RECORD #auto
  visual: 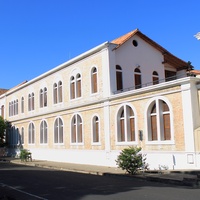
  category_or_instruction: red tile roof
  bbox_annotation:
[192,70,200,75]
[0,89,8,95]
[111,29,138,47]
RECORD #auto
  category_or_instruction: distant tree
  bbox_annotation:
[186,61,195,77]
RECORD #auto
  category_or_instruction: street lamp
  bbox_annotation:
[194,32,200,40]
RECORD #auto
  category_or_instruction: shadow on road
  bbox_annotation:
[0,162,199,200]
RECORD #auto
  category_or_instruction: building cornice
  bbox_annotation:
[3,42,110,96]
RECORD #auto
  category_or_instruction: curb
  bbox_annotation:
[10,160,200,188]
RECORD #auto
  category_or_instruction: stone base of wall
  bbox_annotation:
[26,148,200,170]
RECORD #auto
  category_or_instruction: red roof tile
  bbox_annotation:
[0,89,8,95]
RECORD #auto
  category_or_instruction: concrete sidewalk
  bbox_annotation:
[5,158,200,188]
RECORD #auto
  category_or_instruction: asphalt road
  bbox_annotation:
[0,162,200,200]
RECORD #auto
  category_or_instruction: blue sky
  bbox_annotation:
[0,0,199,89]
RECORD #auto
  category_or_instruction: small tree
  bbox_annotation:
[0,117,11,147]
[116,146,148,175]
[0,116,6,147]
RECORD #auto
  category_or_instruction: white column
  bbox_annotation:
[181,80,199,152]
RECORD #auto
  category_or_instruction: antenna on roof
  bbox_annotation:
[194,32,200,40]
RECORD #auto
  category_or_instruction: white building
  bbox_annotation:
[1,29,200,170]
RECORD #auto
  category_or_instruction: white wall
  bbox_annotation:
[113,35,165,91]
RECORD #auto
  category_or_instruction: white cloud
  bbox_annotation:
[194,32,200,40]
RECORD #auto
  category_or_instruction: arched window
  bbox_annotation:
[92,116,99,143]
[21,127,24,144]
[70,74,82,99]
[148,99,171,141]
[71,114,83,143]
[21,97,24,113]
[44,87,47,106]
[58,81,62,103]
[70,76,75,99]
[16,128,19,145]
[54,118,63,143]
[152,71,159,85]
[91,67,98,93]
[1,105,4,118]
[53,83,58,104]
[117,105,136,142]
[40,87,47,107]
[16,100,18,115]
[134,68,141,89]
[76,74,81,98]
[40,89,43,108]
[28,123,35,144]
[28,93,34,111]
[14,100,16,115]
[40,120,48,144]
[32,93,34,110]
[28,94,31,111]
[116,65,123,91]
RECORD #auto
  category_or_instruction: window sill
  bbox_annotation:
[70,143,84,146]
[91,142,101,146]
[145,140,175,145]
[116,141,138,145]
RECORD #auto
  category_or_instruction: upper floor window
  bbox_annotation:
[91,67,98,93]
[165,70,176,82]
[53,81,62,104]
[40,120,48,144]
[134,68,141,89]
[116,65,123,91]
[54,117,63,144]
[92,116,100,143]
[70,73,82,99]
[28,122,35,144]
[117,105,136,142]
[1,105,4,118]
[147,99,171,141]
[28,93,34,111]
[152,71,159,85]
[71,114,83,143]
[21,97,24,113]
[40,87,47,107]
[9,99,18,116]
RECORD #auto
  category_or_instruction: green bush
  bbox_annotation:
[116,146,148,174]
[20,149,32,161]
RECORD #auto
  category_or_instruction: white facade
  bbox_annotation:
[1,29,200,170]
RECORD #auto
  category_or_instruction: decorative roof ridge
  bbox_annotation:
[111,28,139,49]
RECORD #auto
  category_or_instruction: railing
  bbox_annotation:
[113,73,196,94]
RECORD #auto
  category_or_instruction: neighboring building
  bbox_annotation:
[0,88,8,118]
[0,29,200,170]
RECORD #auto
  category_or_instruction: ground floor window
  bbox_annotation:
[71,114,83,143]
[40,120,48,144]
[117,105,136,142]
[28,123,35,144]
[147,99,171,141]
[54,118,63,143]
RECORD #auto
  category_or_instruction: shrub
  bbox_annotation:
[20,149,32,161]
[116,146,148,174]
